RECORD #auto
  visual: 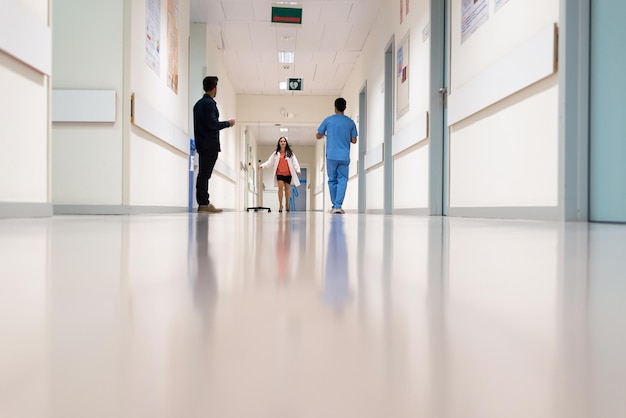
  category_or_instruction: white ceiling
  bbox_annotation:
[190,0,382,146]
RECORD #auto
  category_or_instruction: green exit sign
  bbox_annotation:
[271,6,302,24]
[288,78,302,91]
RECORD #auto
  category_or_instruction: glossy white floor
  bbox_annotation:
[1,211,625,418]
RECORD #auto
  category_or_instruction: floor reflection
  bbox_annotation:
[276,215,291,284]
[191,215,217,323]
[324,216,350,311]
[0,213,625,417]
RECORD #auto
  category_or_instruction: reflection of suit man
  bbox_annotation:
[193,216,217,317]
[324,216,350,310]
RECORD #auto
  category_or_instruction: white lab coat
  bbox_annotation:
[260,151,301,186]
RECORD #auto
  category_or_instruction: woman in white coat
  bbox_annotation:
[259,137,301,212]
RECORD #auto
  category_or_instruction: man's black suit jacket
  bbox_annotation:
[193,94,231,153]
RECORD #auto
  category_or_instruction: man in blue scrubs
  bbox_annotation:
[316,98,358,214]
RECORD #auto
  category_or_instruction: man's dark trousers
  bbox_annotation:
[196,150,219,206]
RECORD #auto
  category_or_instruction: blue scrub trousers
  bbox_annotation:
[326,159,349,209]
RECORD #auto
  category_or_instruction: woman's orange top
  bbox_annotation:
[277,152,290,175]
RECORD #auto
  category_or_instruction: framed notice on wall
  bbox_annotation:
[461,0,489,43]
[145,0,161,75]
[396,33,410,118]
[167,0,179,94]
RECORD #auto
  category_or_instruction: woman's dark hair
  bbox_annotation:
[275,136,293,158]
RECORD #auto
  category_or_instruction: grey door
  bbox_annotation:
[589,0,626,222]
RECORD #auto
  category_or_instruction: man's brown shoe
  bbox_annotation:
[198,204,223,213]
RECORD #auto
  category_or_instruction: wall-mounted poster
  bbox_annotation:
[461,0,489,43]
[167,0,178,94]
[396,33,410,118]
[145,0,161,75]
[399,0,409,24]
[167,0,179,94]
[495,0,511,12]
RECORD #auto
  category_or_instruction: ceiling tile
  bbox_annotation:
[293,63,316,82]
[294,51,313,64]
[249,22,277,51]
[313,62,338,83]
[345,23,372,50]
[222,22,253,50]
[319,2,353,23]
[335,50,360,64]
[191,0,223,23]
[320,23,352,51]
[222,1,255,21]
[252,0,274,21]
[335,62,356,83]
[295,24,325,50]
[312,51,337,64]
[348,0,380,23]
[276,27,297,51]
[206,23,226,50]
[301,2,322,24]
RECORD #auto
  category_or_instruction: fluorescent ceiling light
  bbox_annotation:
[278,51,294,63]
[280,128,289,132]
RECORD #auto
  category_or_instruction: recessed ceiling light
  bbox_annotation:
[278,51,294,64]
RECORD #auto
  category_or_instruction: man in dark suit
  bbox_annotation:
[193,76,235,213]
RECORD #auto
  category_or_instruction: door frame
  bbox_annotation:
[429,0,449,216]
[384,37,395,215]
[358,83,367,214]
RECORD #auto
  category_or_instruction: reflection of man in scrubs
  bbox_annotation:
[324,216,350,311]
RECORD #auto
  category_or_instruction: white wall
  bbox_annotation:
[129,0,190,208]
[448,0,560,211]
[392,0,431,211]
[450,77,559,207]
[51,0,192,212]
[0,0,51,217]
[52,0,125,206]
[394,144,429,209]
[0,53,49,203]
[237,95,334,125]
